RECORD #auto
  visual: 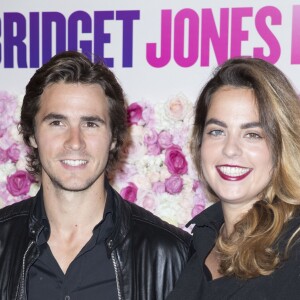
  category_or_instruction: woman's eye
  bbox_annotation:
[245,132,262,139]
[208,129,224,136]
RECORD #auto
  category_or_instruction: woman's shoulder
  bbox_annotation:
[278,212,300,254]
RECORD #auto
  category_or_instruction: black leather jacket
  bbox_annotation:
[0,186,191,300]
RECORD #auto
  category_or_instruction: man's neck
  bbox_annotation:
[41,181,107,274]
[42,182,107,234]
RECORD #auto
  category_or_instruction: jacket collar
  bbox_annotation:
[187,201,224,254]
[106,185,131,250]
[187,201,224,231]
[28,189,44,241]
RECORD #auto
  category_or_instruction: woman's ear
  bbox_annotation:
[29,136,38,148]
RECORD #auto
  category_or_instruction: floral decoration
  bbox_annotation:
[0,91,39,207]
[0,90,209,229]
[109,93,210,228]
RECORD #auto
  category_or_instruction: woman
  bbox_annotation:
[167,57,300,299]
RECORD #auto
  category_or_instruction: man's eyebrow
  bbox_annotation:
[42,114,105,124]
[42,113,66,122]
[81,116,105,123]
[205,118,227,128]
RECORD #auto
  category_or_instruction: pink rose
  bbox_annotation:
[143,196,155,211]
[112,163,138,184]
[193,180,207,202]
[158,130,173,149]
[138,190,156,212]
[7,143,20,163]
[127,102,143,125]
[147,143,161,156]
[122,128,147,160]
[6,170,33,196]
[193,180,202,192]
[144,129,158,146]
[192,203,205,218]
[0,91,18,130]
[120,182,138,202]
[0,148,8,164]
[165,145,188,175]
[165,175,183,195]
[172,126,190,148]
[142,105,155,127]
[152,181,165,194]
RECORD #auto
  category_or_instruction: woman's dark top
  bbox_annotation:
[167,202,300,300]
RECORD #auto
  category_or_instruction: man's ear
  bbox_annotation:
[110,139,117,151]
[29,136,38,148]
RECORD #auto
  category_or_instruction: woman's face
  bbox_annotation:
[200,86,273,208]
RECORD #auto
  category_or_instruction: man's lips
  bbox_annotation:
[216,165,252,181]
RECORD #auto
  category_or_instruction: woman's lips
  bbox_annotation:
[216,165,253,181]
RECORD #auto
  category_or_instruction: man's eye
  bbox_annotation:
[86,122,98,128]
[50,120,63,126]
[208,130,224,136]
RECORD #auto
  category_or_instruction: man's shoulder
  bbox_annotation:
[0,197,34,223]
[125,200,191,246]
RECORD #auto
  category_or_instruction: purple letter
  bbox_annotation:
[174,9,199,67]
[291,5,300,64]
[42,12,66,64]
[68,11,92,57]
[201,8,229,66]
[146,10,172,68]
[4,13,27,68]
[254,6,281,63]
[231,8,253,57]
[116,10,140,67]
[30,12,40,68]
[94,11,114,67]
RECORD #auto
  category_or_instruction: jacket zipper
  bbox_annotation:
[108,240,122,300]
[17,225,43,300]
[17,240,35,300]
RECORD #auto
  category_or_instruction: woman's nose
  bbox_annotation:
[222,135,242,158]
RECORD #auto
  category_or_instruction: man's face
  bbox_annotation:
[31,82,115,192]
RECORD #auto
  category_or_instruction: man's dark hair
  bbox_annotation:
[19,50,127,176]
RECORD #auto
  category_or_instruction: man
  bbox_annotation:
[0,51,191,299]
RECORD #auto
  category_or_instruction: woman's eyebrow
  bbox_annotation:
[240,122,262,129]
[205,118,227,128]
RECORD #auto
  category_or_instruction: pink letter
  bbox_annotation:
[254,6,281,63]
[201,8,229,66]
[174,8,199,67]
[146,10,172,67]
[291,5,300,64]
[231,8,253,57]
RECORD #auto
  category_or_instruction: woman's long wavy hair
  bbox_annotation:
[19,51,127,177]
[191,57,300,279]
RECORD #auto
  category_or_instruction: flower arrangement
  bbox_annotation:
[108,93,209,228]
[0,91,39,207]
[0,90,209,228]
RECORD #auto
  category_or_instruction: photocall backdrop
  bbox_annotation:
[1,0,300,228]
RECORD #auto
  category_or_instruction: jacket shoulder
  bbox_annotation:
[0,197,34,222]
[126,200,191,246]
